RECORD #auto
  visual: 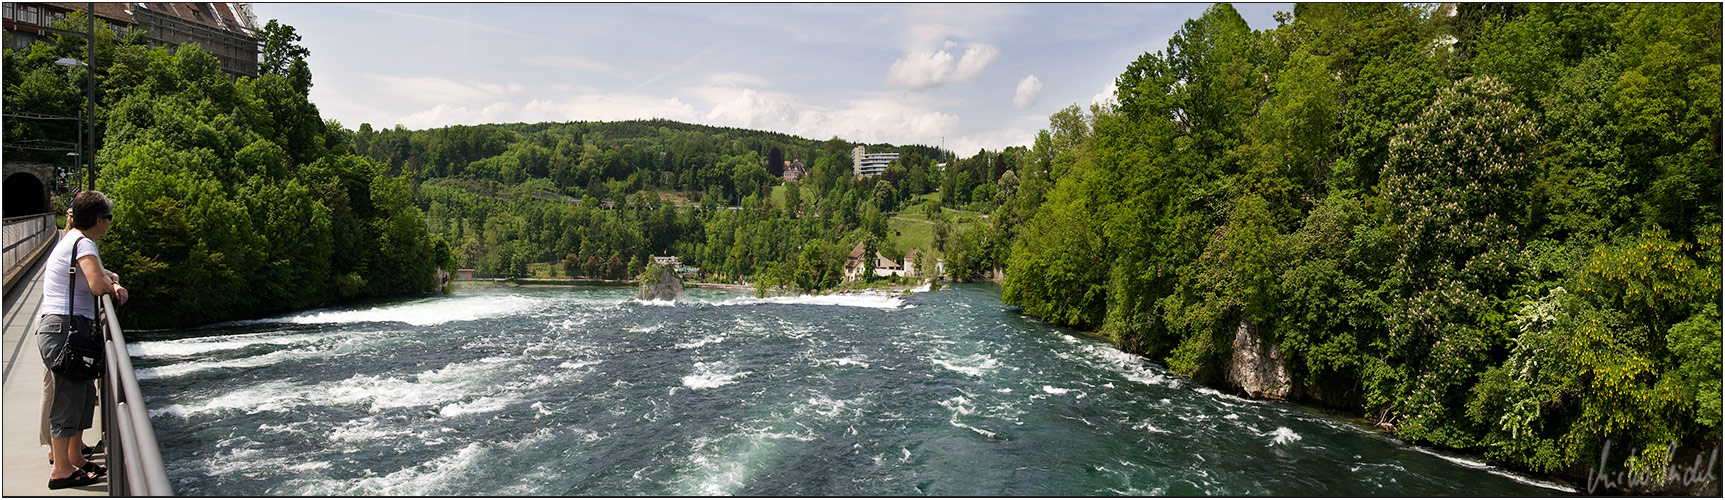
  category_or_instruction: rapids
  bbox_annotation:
[134,284,1572,495]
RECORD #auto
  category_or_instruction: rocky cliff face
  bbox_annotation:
[1228,318,1293,400]
[637,264,685,301]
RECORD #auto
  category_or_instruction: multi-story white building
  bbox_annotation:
[852,146,898,177]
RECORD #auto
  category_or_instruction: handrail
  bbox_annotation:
[96,292,173,495]
[3,214,56,274]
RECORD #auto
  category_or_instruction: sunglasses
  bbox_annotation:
[99,214,113,221]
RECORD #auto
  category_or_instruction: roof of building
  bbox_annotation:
[848,241,868,260]
[44,2,136,24]
[130,3,257,37]
[41,2,257,37]
[876,255,901,269]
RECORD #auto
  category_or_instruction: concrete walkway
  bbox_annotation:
[2,229,108,496]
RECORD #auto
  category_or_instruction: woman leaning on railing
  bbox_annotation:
[36,190,129,490]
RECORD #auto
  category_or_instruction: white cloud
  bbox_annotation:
[1091,81,1119,110]
[517,93,702,124]
[704,88,799,130]
[952,45,999,81]
[522,53,638,78]
[903,24,971,51]
[705,72,771,88]
[884,42,1000,90]
[364,75,523,104]
[692,87,958,148]
[1013,75,1043,109]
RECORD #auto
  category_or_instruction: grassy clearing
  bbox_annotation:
[769,184,787,211]
[526,262,567,278]
[887,216,936,258]
[886,206,980,263]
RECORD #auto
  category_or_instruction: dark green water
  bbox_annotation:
[134,284,1574,495]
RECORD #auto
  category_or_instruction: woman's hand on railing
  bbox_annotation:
[112,284,128,306]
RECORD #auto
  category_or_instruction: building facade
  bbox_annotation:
[851,146,898,177]
[781,159,806,182]
[2,2,259,77]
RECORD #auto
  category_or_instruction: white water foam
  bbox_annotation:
[327,416,414,444]
[711,292,906,310]
[438,396,514,417]
[682,362,750,390]
[129,331,334,357]
[149,379,311,417]
[135,347,308,380]
[628,298,680,307]
[931,352,999,377]
[673,430,783,496]
[1409,446,1579,493]
[249,294,547,326]
[557,360,602,370]
[151,355,575,419]
[820,355,871,369]
[674,333,727,350]
[1266,427,1303,446]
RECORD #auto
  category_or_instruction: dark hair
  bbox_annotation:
[70,190,112,230]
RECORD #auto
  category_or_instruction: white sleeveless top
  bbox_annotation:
[40,230,100,319]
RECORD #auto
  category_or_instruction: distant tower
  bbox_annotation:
[852,145,866,177]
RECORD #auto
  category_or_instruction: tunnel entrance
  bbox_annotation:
[3,172,49,218]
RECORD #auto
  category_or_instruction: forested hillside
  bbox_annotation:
[3,16,455,328]
[1000,3,1721,485]
[344,118,1009,286]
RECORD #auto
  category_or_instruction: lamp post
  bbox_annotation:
[64,152,78,194]
[51,4,95,190]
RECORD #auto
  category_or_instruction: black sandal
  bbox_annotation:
[48,469,100,490]
[79,461,107,477]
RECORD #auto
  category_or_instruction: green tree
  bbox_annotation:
[259,19,310,76]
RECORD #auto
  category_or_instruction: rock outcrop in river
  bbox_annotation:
[637,263,685,301]
[1228,318,1293,400]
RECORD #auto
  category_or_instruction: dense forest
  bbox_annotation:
[344,117,1011,288]
[999,2,1721,487]
[5,2,1719,491]
[3,16,455,329]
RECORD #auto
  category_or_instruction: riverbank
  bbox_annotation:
[452,278,754,291]
[991,286,1720,495]
[453,277,939,296]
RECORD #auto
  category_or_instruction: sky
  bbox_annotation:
[252,2,1291,155]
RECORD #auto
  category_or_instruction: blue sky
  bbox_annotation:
[253,2,1290,154]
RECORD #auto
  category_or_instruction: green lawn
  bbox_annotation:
[887,206,980,263]
[887,216,936,258]
[769,184,787,211]
[526,262,567,278]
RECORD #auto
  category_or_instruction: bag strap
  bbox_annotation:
[66,235,88,317]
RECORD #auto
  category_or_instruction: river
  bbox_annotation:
[133,284,1575,495]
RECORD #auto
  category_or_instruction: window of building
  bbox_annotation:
[20,4,38,24]
[3,4,13,21]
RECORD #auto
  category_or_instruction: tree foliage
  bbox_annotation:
[5,23,453,328]
[999,3,1720,483]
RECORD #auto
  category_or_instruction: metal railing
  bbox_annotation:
[95,292,173,495]
[3,214,56,274]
